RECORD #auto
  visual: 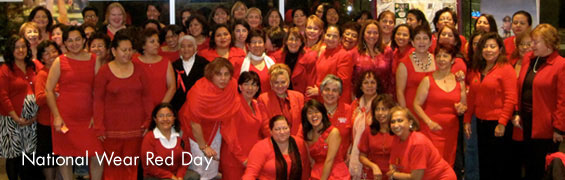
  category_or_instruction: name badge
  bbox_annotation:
[338,117,347,123]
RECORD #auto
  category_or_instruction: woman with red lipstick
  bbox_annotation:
[198,24,246,62]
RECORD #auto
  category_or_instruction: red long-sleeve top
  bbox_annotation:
[197,47,246,62]
[257,90,304,138]
[35,66,57,126]
[315,46,354,104]
[141,130,189,179]
[464,63,518,125]
[289,51,318,94]
[0,60,42,116]
[351,47,395,94]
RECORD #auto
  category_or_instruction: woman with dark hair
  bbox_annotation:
[465,30,485,70]
[49,24,67,54]
[504,10,533,59]
[264,9,283,29]
[209,5,230,26]
[88,32,112,65]
[391,24,414,74]
[179,8,192,28]
[430,8,467,53]
[186,14,210,51]
[144,19,162,32]
[292,8,308,35]
[464,32,517,179]
[159,25,184,61]
[197,24,246,62]
[46,26,103,180]
[283,27,317,93]
[220,71,263,180]
[28,6,53,42]
[242,115,310,180]
[146,4,165,28]
[303,99,350,180]
[319,75,352,162]
[358,94,396,180]
[378,10,395,47]
[232,20,250,52]
[82,23,97,40]
[0,35,42,180]
[314,2,330,19]
[355,10,372,25]
[387,106,456,180]
[233,29,276,93]
[435,26,467,77]
[265,27,286,63]
[94,32,153,179]
[405,9,430,30]
[34,40,61,180]
[474,14,498,34]
[341,22,361,51]
[323,6,339,26]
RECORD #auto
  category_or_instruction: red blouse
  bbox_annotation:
[358,128,394,180]
[0,60,42,116]
[158,47,180,62]
[315,46,354,104]
[257,90,304,138]
[290,51,318,94]
[35,66,57,126]
[328,103,352,160]
[351,47,395,94]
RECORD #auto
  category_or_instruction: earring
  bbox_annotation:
[410,123,413,129]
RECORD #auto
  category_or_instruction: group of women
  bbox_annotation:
[0,1,564,180]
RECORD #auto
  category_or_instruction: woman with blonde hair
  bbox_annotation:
[246,7,263,30]
[230,1,248,21]
[101,2,127,39]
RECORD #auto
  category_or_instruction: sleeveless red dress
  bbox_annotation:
[52,54,103,156]
[420,75,461,166]
[399,56,430,117]
[309,126,351,180]
[133,56,169,105]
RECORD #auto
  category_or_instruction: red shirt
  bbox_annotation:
[267,49,285,63]
[358,128,394,180]
[464,63,518,125]
[221,94,263,164]
[328,103,352,160]
[197,38,210,51]
[257,90,304,138]
[504,36,516,60]
[0,60,42,116]
[132,56,171,105]
[315,46,354,104]
[290,51,318,94]
[158,47,180,62]
[141,130,189,179]
[35,67,57,126]
[197,47,246,62]
[352,47,395,94]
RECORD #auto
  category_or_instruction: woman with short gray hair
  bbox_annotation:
[320,74,352,163]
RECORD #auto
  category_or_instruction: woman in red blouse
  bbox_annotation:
[197,24,246,62]
[320,75,352,161]
[283,27,317,94]
[463,32,517,179]
[242,115,310,180]
[430,8,467,54]
[435,25,467,77]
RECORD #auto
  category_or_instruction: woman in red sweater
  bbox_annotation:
[463,32,517,179]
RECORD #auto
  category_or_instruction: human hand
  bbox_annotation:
[553,132,563,143]
[464,123,472,139]
[305,85,319,97]
[53,116,65,132]
[455,70,465,82]
[494,124,505,137]
[426,120,443,131]
[512,115,521,129]
[454,102,467,115]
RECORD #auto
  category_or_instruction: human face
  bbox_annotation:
[394,26,410,48]
[363,24,379,48]
[13,39,28,61]
[246,11,262,29]
[435,50,453,71]
[322,81,341,106]
[341,29,358,50]
[324,27,340,49]
[476,16,491,32]
[531,35,553,57]
[89,39,108,59]
[84,26,96,39]
[146,5,160,20]
[361,74,377,97]
[517,36,532,57]
[179,39,196,59]
[51,27,63,45]
[268,12,281,27]
[189,19,203,36]
[84,10,99,25]
[233,5,247,20]
[286,34,302,53]
[390,110,412,139]
[41,45,59,67]
[213,9,229,24]
[143,34,160,55]
[165,30,179,49]
[212,67,231,89]
[111,40,133,63]
[406,13,420,29]
[326,8,339,25]
[64,30,85,53]
[271,74,289,96]
[214,27,232,49]
[436,12,454,31]
[438,28,455,47]
[481,39,501,64]
[271,120,290,143]
[234,24,249,44]
[293,10,306,27]
[32,10,49,30]
[24,27,40,46]
[512,14,530,36]
[306,107,323,128]
[471,35,481,52]
[373,102,390,124]
[411,32,431,53]
[306,22,322,43]
[315,5,324,18]
[155,107,175,132]
[181,11,191,26]
[109,7,124,28]
[248,36,265,56]
[239,80,259,100]
[379,14,395,34]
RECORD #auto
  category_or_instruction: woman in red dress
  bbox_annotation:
[94,32,154,180]
[242,115,310,180]
[232,29,276,93]
[46,26,104,180]
[387,106,457,180]
[504,11,532,59]
[186,14,210,51]
[133,29,176,105]
[303,100,350,180]
[358,94,396,180]
[220,71,263,179]
[391,24,414,75]
[159,25,183,61]
[197,24,246,62]
[413,45,467,166]
[319,75,352,161]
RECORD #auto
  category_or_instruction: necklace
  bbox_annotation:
[412,52,432,71]
[532,56,540,73]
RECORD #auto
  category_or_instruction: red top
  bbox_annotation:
[257,90,304,138]
[328,103,352,160]
[93,63,153,138]
[197,47,246,62]
[231,57,273,94]
[197,38,210,51]
[132,56,170,105]
[107,29,114,40]
[141,130,189,179]
[451,57,467,75]
[315,46,354,104]
[309,126,351,180]
[352,47,395,94]
[546,152,565,169]
[398,56,430,114]
[242,136,311,180]
[35,66,57,126]
[392,45,414,74]
[158,47,180,62]
[268,49,285,63]
[0,60,42,116]
[504,36,516,60]
[290,51,318,94]
[389,132,456,180]
[358,128,394,180]
[464,64,517,125]
[513,51,565,140]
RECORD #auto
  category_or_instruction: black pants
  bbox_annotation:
[476,119,512,180]
[5,156,43,180]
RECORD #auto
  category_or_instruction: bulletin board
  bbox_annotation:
[377,0,457,26]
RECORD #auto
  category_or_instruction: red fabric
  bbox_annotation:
[451,57,467,75]
[132,56,170,105]
[197,47,246,62]
[197,38,210,51]
[290,51,318,94]
[420,75,461,166]
[309,126,351,180]
[242,136,311,180]
[257,90,304,138]
[315,46,354,104]
[220,94,263,180]
[398,56,430,117]
[107,29,114,40]
[35,67,58,126]
[51,54,103,156]
[504,36,516,60]
[179,78,240,144]
[392,45,414,74]
[0,61,41,116]
[102,137,142,180]
[231,57,272,94]
[268,49,285,63]
[93,63,153,138]
[158,47,180,62]
[351,47,395,94]
[464,64,517,125]
[358,128,394,180]
[389,132,456,180]
[513,51,565,140]
[328,103,352,160]
[546,152,565,169]
[141,131,189,179]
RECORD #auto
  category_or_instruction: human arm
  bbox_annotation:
[454,81,468,115]
[494,66,518,136]
[242,141,268,180]
[190,121,217,158]
[162,61,176,103]
[320,128,341,180]
[92,64,108,138]
[45,58,64,131]
[396,63,408,107]
[413,77,442,131]
[552,63,565,142]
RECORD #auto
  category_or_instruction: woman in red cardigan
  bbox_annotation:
[463,32,517,179]
[512,24,565,180]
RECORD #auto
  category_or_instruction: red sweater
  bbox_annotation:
[197,47,245,62]
[0,60,42,116]
[141,130,189,179]
[257,90,304,138]
[315,46,354,104]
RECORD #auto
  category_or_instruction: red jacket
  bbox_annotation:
[513,51,565,140]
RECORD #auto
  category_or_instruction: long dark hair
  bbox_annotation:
[3,35,34,71]
[301,99,331,141]
[474,14,498,33]
[369,94,396,135]
[269,115,302,180]
[470,32,507,72]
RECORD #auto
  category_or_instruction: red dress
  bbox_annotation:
[352,47,395,94]
[197,47,246,62]
[257,90,304,138]
[389,132,457,180]
[51,54,103,156]
[158,47,180,62]
[392,45,414,74]
[398,56,430,116]
[420,75,461,166]
[141,130,189,179]
[328,103,352,160]
[132,56,170,105]
[242,136,311,180]
[358,128,394,180]
[220,94,263,180]
[315,46,354,104]
[309,126,351,180]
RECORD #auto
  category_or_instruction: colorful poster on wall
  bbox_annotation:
[377,0,457,27]
[480,0,538,38]
[395,3,409,25]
